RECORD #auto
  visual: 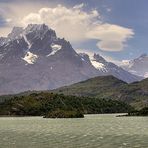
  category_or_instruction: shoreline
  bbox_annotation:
[0,113,127,118]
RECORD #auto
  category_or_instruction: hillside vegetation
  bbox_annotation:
[52,76,148,109]
[0,76,147,116]
[0,92,132,116]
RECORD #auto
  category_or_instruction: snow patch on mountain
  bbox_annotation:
[88,54,106,71]
[22,51,38,64]
[122,60,130,66]
[23,35,32,49]
[90,60,105,69]
[47,44,62,56]
[16,40,19,44]
[0,37,7,46]
[81,58,85,61]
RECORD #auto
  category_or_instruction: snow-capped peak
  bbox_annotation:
[24,24,49,33]
[90,58,106,70]
[7,24,57,44]
[0,23,143,95]
[88,54,106,70]
[23,24,57,40]
[121,54,148,78]
[90,60,105,69]
[93,53,107,64]
[22,51,38,64]
[47,43,62,57]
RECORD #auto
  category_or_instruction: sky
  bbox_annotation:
[0,0,148,65]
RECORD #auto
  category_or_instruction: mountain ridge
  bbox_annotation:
[52,76,148,109]
[0,24,142,95]
[121,53,148,78]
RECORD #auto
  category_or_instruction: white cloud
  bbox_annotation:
[6,18,12,23]
[87,24,134,51]
[22,4,99,42]
[102,55,122,65]
[1,3,134,52]
[22,13,42,24]
[73,3,84,9]
[0,27,12,37]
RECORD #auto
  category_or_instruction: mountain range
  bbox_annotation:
[121,54,148,78]
[0,24,144,95]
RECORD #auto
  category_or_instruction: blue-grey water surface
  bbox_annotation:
[0,114,148,148]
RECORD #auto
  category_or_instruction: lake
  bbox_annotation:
[0,114,148,148]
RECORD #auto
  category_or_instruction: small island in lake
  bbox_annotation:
[44,109,84,118]
[128,107,148,116]
[117,107,148,117]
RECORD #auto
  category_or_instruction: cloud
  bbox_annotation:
[73,3,84,9]
[1,3,134,52]
[87,24,134,51]
[22,4,100,42]
[21,4,134,51]
[102,55,122,65]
